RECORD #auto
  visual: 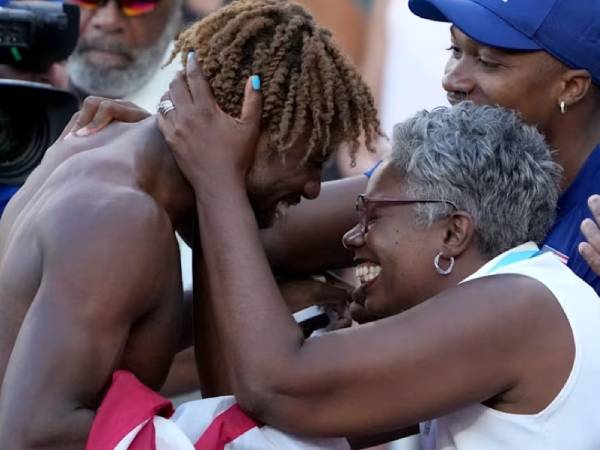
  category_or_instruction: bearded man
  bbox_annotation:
[67,0,182,110]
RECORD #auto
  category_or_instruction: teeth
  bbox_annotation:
[274,201,289,220]
[354,263,382,285]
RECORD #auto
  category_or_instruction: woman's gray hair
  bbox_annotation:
[390,102,562,258]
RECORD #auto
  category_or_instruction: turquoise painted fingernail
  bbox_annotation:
[251,75,261,91]
[187,50,196,62]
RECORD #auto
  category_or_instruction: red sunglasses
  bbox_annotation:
[70,0,159,17]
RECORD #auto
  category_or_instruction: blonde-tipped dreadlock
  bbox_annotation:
[170,0,382,164]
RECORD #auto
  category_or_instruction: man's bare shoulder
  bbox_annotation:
[32,182,179,313]
[38,182,175,260]
[0,122,136,254]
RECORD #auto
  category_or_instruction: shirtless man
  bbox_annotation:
[0,1,380,447]
[0,117,190,447]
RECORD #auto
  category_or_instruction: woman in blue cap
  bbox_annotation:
[405,0,600,293]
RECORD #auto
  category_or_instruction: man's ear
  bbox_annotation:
[438,211,475,259]
[559,69,593,108]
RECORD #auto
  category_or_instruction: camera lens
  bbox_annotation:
[0,104,48,184]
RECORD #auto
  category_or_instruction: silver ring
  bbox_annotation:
[157,99,176,115]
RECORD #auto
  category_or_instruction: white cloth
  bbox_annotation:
[87,371,350,450]
[420,242,600,450]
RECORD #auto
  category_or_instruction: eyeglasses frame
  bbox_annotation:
[355,194,459,235]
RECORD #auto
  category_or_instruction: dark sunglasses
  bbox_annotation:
[70,0,159,17]
[355,194,458,234]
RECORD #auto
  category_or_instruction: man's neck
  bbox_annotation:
[129,118,195,227]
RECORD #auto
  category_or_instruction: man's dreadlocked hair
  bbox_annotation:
[170,0,381,163]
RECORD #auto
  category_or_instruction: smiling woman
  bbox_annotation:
[344,102,562,317]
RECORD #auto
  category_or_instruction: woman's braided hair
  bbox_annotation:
[170,0,382,163]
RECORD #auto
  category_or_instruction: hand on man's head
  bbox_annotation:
[157,52,263,193]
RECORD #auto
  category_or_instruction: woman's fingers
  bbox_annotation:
[62,97,150,139]
[579,195,600,275]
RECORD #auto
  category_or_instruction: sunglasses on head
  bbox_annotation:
[70,0,159,17]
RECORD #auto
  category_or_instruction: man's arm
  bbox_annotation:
[0,194,179,449]
[580,194,600,275]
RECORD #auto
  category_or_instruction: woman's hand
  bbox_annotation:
[157,52,263,195]
[60,97,150,140]
[278,277,352,331]
[579,195,600,276]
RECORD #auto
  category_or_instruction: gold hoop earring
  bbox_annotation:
[560,101,567,115]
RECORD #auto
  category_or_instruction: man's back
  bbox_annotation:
[0,122,185,447]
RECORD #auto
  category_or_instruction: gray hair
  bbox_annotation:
[389,102,562,258]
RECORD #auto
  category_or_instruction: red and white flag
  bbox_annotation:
[86,371,350,450]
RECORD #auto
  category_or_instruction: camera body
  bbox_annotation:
[0,1,79,72]
[0,79,79,184]
[0,1,80,185]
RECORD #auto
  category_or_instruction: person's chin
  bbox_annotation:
[363,290,393,319]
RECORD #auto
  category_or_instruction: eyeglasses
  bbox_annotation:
[355,194,458,235]
[70,0,160,17]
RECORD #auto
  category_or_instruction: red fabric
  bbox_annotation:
[86,371,174,450]
[193,404,258,450]
[129,420,156,450]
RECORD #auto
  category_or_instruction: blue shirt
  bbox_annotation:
[0,185,20,218]
[543,144,600,295]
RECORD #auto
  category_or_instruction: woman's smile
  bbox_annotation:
[355,261,382,287]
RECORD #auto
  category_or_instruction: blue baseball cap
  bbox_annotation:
[409,0,600,86]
